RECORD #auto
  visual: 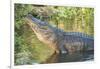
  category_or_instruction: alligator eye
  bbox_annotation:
[41,26,48,30]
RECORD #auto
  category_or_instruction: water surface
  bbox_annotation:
[42,51,94,64]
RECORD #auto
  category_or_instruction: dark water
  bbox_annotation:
[42,51,94,64]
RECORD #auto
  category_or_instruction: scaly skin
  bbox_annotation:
[25,14,94,54]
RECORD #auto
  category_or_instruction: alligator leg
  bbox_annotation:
[59,45,68,54]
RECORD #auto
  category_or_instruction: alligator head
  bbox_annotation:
[25,14,57,45]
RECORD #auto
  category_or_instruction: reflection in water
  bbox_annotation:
[42,51,94,64]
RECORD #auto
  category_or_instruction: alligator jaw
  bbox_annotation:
[25,14,48,26]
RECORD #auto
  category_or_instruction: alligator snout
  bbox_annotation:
[26,14,48,26]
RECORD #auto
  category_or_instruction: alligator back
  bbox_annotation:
[62,33,94,54]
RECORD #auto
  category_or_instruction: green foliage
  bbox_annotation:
[14,4,94,65]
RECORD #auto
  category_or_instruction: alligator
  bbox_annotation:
[25,14,94,54]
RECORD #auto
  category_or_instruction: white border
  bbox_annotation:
[11,0,14,68]
[11,0,96,69]
[13,0,95,8]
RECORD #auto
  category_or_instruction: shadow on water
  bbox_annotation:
[42,51,94,64]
